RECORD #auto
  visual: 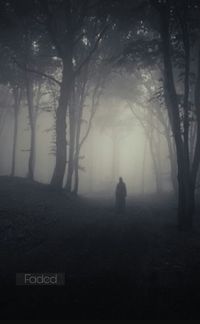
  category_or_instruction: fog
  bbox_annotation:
[0,73,172,197]
[2,0,200,319]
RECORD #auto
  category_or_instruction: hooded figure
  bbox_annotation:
[115,177,127,213]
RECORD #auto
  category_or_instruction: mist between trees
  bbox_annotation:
[0,0,200,229]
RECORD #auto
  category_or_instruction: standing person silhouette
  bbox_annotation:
[115,177,127,213]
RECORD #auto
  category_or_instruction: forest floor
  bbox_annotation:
[0,176,200,319]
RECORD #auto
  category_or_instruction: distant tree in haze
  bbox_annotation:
[95,97,134,185]
[0,86,13,138]
[0,43,23,177]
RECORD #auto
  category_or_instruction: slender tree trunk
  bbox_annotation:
[151,103,178,193]
[73,156,79,195]
[89,135,94,193]
[66,119,75,192]
[26,76,36,181]
[72,73,90,195]
[165,130,178,193]
[148,131,162,194]
[72,67,103,195]
[73,100,83,195]
[177,163,195,229]
[66,99,76,192]
[73,133,81,195]
[11,88,21,177]
[29,121,36,181]
[51,59,73,188]
[141,136,147,195]
[11,110,19,177]
[190,121,197,162]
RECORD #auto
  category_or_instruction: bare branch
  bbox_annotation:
[74,24,109,76]
[127,101,166,136]
[14,59,61,86]
[79,77,103,150]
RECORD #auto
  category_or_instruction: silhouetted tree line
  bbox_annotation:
[0,0,200,229]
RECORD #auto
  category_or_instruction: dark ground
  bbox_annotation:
[0,176,200,319]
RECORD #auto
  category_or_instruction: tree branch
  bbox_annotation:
[74,24,109,76]
[14,59,61,86]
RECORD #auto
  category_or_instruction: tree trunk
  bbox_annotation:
[160,5,194,229]
[11,88,21,177]
[177,164,195,229]
[73,155,79,195]
[147,129,162,194]
[164,128,178,193]
[11,110,18,177]
[65,99,76,192]
[73,151,80,196]
[73,99,83,195]
[28,121,36,181]
[26,76,36,181]
[51,60,73,188]
[141,137,147,195]
[89,136,94,193]
[73,117,81,196]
